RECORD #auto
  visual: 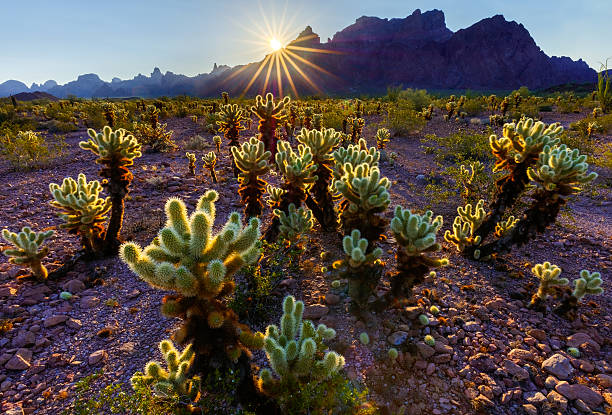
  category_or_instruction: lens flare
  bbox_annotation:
[270,38,282,51]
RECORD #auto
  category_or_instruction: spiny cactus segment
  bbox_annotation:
[202,152,218,184]
[444,200,485,256]
[256,295,345,411]
[131,339,200,403]
[231,137,271,218]
[2,227,54,280]
[186,152,196,176]
[572,270,603,301]
[273,204,314,247]
[251,93,290,159]
[529,262,568,309]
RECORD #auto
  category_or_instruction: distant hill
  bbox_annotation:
[11,91,58,101]
[0,9,597,98]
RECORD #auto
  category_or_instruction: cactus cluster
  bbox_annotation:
[119,190,264,370]
[251,93,290,159]
[444,200,485,256]
[388,207,448,300]
[131,339,201,403]
[231,137,271,218]
[256,295,345,411]
[79,126,142,254]
[348,116,365,143]
[529,262,568,309]
[217,103,248,176]
[273,204,314,247]
[1,227,54,280]
[134,105,176,152]
[202,152,218,184]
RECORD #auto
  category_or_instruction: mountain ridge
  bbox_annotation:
[0,9,597,98]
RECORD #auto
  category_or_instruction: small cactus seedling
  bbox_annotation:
[335,161,390,246]
[217,104,248,176]
[186,152,196,176]
[555,270,603,320]
[131,339,201,405]
[264,141,317,241]
[375,128,390,150]
[202,152,217,184]
[388,348,399,361]
[49,174,111,254]
[213,135,222,154]
[478,144,597,257]
[528,262,568,310]
[251,93,290,159]
[119,191,264,379]
[231,137,271,218]
[255,295,345,413]
[333,229,383,311]
[273,204,314,247]
[265,185,285,211]
[79,126,142,254]
[424,335,435,346]
[387,206,448,301]
[445,200,486,256]
[359,332,370,345]
[297,128,341,230]
[2,227,54,281]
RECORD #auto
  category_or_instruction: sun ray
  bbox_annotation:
[281,49,323,94]
[261,53,275,94]
[283,49,337,78]
[241,54,272,97]
[275,52,283,97]
[278,50,298,97]
[287,45,343,54]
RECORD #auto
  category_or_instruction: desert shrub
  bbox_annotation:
[0,131,66,170]
[422,130,492,164]
[42,119,79,133]
[510,101,540,119]
[386,101,426,136]
[461,98,485,116]
[321,109,345,130]
[398,88,431,111]
[184,135,210,151]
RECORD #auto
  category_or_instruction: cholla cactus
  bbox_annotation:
[332,138,380,182]
[388,207,448,300]
[256,295,345,412]
[186,152,196,176]
[332,229,383,310]
[79,126,142,254]
[131,339,200,403]
[302,107,313,130]
[265,185,285,211]
[445,100,457,118]
[555,269,604,320]
[459,161,484,202]
[201,152,217,184]
[375,128,390,150]
[592,107,603,118]
[251,93,290,159]
[312,113,323,130]
[489,114,504,127]
[102,103,116,128]
[494,216,518,238]
[297,128,341,230]
[2,227,54,280]
[500,97,509,116]
[49,174,111,254]
[265,141,317,241]
[348,117,365,143]
[190,115,198,124]
[217,104,248,176]
[213,135,222,154]
[444,200,485,255]
[134,105,176,152]
[273,204,314,247]
[529,262,568,309]
[479,145,597,257]
[335,162,390,245]
[119,190,264,366]
[231,137,271,218]
[465,118,564,256]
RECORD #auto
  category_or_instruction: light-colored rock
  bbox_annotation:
[508,348,535,362]
[542,353,573,380]
[547,390,568,411]
[525,391,547,405]
[567,332,600,353]
[62,279,85,294]
[522,404,538,415]
[43,315,67,328]
[568,384,603,409]
[502,359,530,381]
[5,349,32,371]
[66,318,82,330]
[88,349,108,365]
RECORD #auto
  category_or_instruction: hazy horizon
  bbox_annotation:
[2,0,610,86]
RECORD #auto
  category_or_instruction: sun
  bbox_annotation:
[270,38,282,51]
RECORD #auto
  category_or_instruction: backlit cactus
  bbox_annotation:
[119,190,264,370]
[348,116,365,143]
[265,140,317,241]
[529,262,568,309]
[388,206,448,301]
[80,126,142,254]
[572,270,603,301]
[273,204,314,247]
[375,128,390,150]
[265,185,285,211]
[49,174,111,254]
[231,137,271,218]
[217,103,248,176]
[444,200,485,255]
[335,161,390,245]
[302,106,313,130]
[2,227,54,280]
[213,135,222,154]
[131,339,201,403]
[251,93,290,159]
[202,152,218,184]
[186,152,196,176]
[332,138,380,182]
[134,105,176,152]
[256,295,345,412]
[459,161,484,202]
[297,127,341,230]
[333,229,383,311]
[494,216,518,238]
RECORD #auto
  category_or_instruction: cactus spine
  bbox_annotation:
[297,127,341,230]
[2,227,54,281]
[119,191,264,377]
[231,137,271,218]
[251,93,290,160]
[256,295,345,412]
[79,126,141,254]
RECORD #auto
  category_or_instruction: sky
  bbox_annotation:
[1,0,610,86]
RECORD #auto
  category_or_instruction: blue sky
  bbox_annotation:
[2,0,610,85]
